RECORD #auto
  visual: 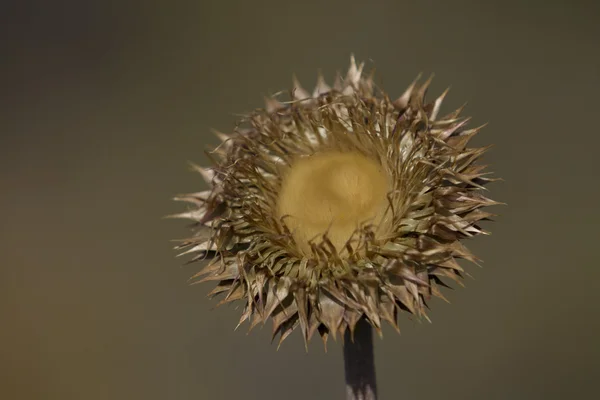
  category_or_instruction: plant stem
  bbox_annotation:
[343,317,378,400]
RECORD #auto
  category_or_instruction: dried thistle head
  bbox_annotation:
[171,56,499,349]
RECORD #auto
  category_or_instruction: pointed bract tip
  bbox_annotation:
[188,162,215,184]
[313,70,331,97]
[393,73,423,109]
[346,54,365,87]
[264,96,283,113]
[210,128,230,143]
[292,74,310,100]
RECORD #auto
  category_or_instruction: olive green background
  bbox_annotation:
[2,1,599,399]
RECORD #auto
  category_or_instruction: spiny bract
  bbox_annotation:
[170,56,499,349]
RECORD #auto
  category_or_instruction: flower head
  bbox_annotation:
[171,56,499,349]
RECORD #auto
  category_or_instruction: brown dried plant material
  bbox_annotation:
[170,56,499,349]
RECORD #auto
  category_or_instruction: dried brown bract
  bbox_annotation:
[170,56,499,349]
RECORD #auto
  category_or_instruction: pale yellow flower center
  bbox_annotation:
[277,151,390,255]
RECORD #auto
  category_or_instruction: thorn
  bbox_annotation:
[333,71,343,91]
[313,70,331,97]
[210,128,231,143]
[393,73,422,109]
[346,54,364,87]
[363,67,376,93]
[264,96,283,113]
[416,73,435,103]
[431,86,451,121]
[188,162,215,184]
[292,74,310,100]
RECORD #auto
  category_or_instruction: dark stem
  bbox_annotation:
[343,317,378,400]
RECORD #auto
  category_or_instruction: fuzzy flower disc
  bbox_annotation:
[278,151,391,255]
[171,56,499,348]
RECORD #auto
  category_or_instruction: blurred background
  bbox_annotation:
[1,1,599,399]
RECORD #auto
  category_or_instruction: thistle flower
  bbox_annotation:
[171,56,498,350]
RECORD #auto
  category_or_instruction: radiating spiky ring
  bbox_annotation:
[170,56,498,349]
